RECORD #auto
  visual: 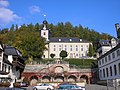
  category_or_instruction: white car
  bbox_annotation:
[33,83,54,90]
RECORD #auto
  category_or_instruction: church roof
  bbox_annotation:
[49,37,90,43]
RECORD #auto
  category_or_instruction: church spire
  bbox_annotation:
[42,15,48,30]
[41,15,49,42]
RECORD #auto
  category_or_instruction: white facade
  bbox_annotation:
[0,43,24,87]
[41,29,49,42]
[41,20,92,59]
[97,38,118,57]
[0,43,12,84]
[48,42,90,59]
[98,43,120,80]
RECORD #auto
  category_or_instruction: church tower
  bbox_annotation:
[115,23,120,39]
[41,18,49,42]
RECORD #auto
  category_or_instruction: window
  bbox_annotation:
[76,53,78,57]
[114,65,117,75]
[59,48,61,51]
[5,64,7,72]
[0,50,2,56]
[43,32,46,35]
[118,63,120,75]
[112,52,115,59]
[110,66,112,76]
[106,68,109,77]
[59,39,61,41]
[65,45,67,51]
[108,55,111,61]
[82,54,84,57]
[54,48,56,51]
[69,39,72,41]
[100,70,102,78]
[102,59,104,64]
[76,48,78,51]
[65,48,67,51]
[2,64,4,71]
[99,60,101,65]
[70,45,72,51]
[105,57,107,62]
[81,48,83,51]
[8,66,10,72]
[0,62,1,70]
[76,45,78,51]
[59,45,61,51]
[103,69,105,77]
[117,50,120,56]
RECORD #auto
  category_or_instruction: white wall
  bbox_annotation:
[98,48,120,80]
[45,42,91,59]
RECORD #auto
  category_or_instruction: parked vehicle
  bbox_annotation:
[58,84,85,90]
[33,83,54,90]
[20,82,29,87]
[57,82,76,88]
[6,88,27,90]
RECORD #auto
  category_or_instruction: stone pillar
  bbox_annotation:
[88,77,91,84]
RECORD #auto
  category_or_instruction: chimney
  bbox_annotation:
[115,23,120,39]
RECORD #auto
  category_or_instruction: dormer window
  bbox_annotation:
[70,39,72,41]
[59,39,61,41]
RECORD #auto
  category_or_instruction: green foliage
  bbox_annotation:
[0,21,113,59]
[0,23,46,59]
[59,50,68,60]
[50,53,55,58]
[64,58,97,68]
[88,44,94,57]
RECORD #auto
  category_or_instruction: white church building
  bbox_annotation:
[40,19,92,59]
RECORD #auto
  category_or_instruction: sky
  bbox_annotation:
[0,0,120,37]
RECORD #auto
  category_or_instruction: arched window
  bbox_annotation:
[103,69,105,78]
[110,66,112,76]
[114,65,117,75]
[44,32,46,35]
[106,68,109,77]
